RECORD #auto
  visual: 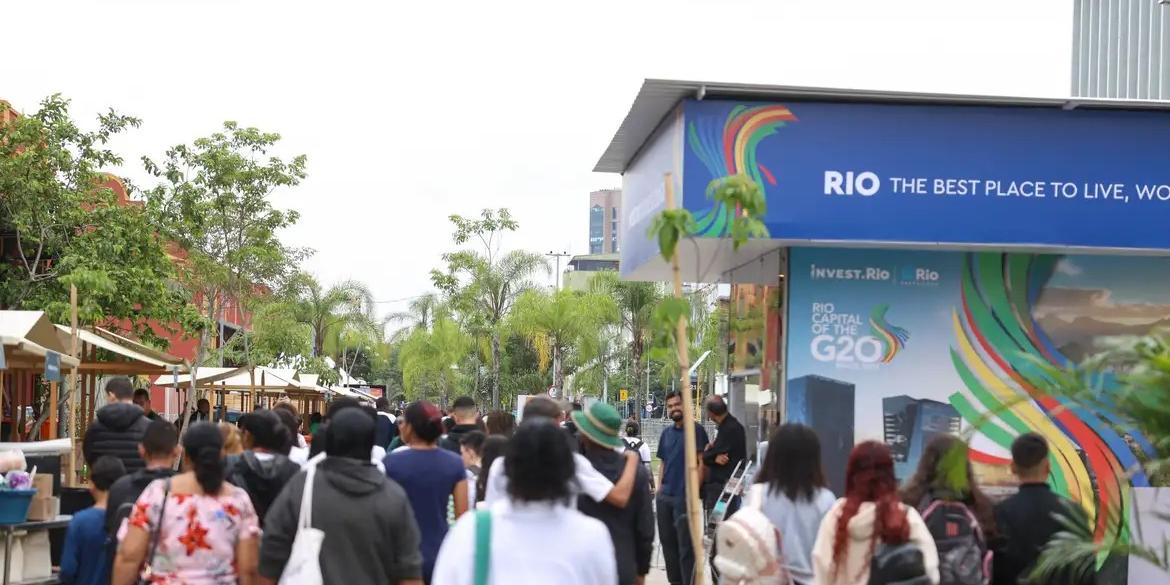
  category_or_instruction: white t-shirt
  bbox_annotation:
[432,500,617,585]
[482,453,613,506]
[622,437,652,465]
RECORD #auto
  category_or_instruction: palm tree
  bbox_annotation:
[398,316,472,407]
[386,293,439,341]
[591,272,662,414]
[287,272,375,357]
[443,250,549,409]
[510,288,618,392]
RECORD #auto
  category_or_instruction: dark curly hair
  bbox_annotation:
[504,419,575,503]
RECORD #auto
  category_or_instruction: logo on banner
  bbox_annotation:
[810,303,910,368]
[809,264,891,282]
[868,304,910,363]
[898,266,941,286]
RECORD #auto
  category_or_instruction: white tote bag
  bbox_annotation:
[278,462,325,585]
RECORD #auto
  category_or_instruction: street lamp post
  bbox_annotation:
[546,250,570,291]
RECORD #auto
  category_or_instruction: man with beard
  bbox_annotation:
[656,391,710,585]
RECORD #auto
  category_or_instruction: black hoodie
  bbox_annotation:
[83,402,151,473]
[438,423,479,454]
[260,457,423,585]
[225,451,301,527]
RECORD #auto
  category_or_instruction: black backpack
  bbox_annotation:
[870,541,933,585]
[227,453,301,526]
[919,498,991,585]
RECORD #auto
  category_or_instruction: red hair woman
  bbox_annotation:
[811,441,939,585]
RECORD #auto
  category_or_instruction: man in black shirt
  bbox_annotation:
[132,389,161,422]
[701,395,746,510]
[105,420,178,564]
[993,433,1090,585]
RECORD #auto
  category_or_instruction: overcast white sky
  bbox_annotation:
[2,0,1070,321]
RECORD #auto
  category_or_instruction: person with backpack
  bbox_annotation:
[226,410,301,527]
[83,377,153,474]
[719,423,837,585]
[259,407,424,585]
[811,441,939,585]
[900,435,996,585]
[375,397,399,451]
[622,420,653,491]
[574,402,654,585]
[105,420,179,539]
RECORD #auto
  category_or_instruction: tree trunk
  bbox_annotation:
[181,295,216,445]
[491,331,501,410]
[553,344,564,395]
[665,172,705,585]
[632,335,643,420]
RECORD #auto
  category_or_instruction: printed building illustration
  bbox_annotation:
[787,375,855,494]
[882,395,962,479]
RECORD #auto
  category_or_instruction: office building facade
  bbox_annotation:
[589,188,621,254]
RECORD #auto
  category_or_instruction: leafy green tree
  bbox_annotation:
[430,209,549,409]
[284,272,374,358]
[509,289,618,393]
[143,121,307,426]
[220,300,312,368]
[398,316,472,406]
[0,96,198,343]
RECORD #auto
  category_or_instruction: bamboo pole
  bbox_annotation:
[68,284,79,485]
[47,381,58,439]
[665,172,706,585]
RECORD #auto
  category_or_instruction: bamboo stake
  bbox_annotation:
[68,284,79,485]
[665,172,706,585]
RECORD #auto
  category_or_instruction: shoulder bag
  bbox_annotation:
[278,463,325,585]
[474,509,492,585]
[138,479,171,585]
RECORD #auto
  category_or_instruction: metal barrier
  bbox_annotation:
[637,418,718,455]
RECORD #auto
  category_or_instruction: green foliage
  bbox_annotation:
[0,95,199,345]
[648,209,696,262]
[220,300,312,367]
[285,273,377,358]
[143,120,308,328]
[707,174,769,250]
[398,316,472,404]
[974,333,1170,578]
[509,288,618,391]
[429,209,549,408]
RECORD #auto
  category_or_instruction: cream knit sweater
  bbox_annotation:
[810,499,940,585]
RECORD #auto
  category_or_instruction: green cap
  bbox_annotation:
[571,402,624,450]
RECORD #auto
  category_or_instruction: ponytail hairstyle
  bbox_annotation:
[183,422,226,495]
[403,400,444,444]
[833,441,909,581]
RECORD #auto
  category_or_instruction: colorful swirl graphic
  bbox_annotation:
[687,104,797,237]
[948,253,1156,559]
[869,304,909,363]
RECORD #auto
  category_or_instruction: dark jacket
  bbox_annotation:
[374,412,397,450]
[993,483,1090,585]
[577,448,654,585]
[82,403,151,473]
[259,456,424,585]
[225,451,301,527]
[438,423,478,454]
[105,467,176,536]
[702,414,747,487]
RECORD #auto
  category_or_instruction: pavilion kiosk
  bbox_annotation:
[598,79,1170,584]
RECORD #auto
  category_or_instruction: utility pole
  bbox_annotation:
[546,250,570,290]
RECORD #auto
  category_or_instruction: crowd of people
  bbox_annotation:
[65,376,1084,585]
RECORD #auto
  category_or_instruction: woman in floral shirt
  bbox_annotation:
[113,422,261,585]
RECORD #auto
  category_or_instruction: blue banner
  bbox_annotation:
[682,100,1170,251]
